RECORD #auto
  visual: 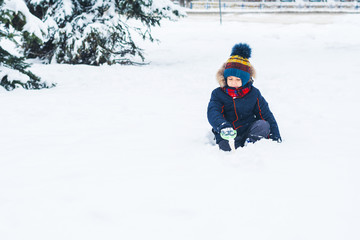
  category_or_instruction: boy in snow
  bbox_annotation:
[207,43,281,151]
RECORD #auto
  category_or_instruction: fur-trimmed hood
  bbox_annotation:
[216,63,256,87]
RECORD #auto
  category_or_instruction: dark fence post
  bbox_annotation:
[219,0,222,25]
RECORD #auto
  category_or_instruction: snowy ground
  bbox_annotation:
[1,13,360,240]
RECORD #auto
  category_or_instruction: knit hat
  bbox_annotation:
[223,43,252,87]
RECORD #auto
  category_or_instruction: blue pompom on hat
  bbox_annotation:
[223,43,252,87]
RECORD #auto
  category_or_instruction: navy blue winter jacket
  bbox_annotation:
[207,83,281,142]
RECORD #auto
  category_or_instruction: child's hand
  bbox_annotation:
[220,127,237,140]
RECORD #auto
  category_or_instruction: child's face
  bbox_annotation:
[227,76,242,88]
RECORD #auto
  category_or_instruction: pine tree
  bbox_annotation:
[1,0,184,90]
[0,0,53,90]
[24,0,185,65]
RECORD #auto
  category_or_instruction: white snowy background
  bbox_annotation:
[1,13,360,239]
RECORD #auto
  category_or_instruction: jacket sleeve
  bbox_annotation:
[253,92,281,140]
[207,89,232,133]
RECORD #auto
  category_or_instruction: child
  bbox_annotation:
[207,43,281,151]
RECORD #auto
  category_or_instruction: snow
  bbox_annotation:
[0,38,20,57]
[1,13,360,240]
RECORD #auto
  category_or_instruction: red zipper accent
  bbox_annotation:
[232,98,242,130]
[257,98,264,120]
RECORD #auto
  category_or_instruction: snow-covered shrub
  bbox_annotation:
[25,0,186,65]
[0,0,54,90]
[0,0,184,90]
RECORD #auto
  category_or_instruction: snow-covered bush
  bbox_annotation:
[0,0,184,90]
[0,0,53,90]
[25,0,186,65]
